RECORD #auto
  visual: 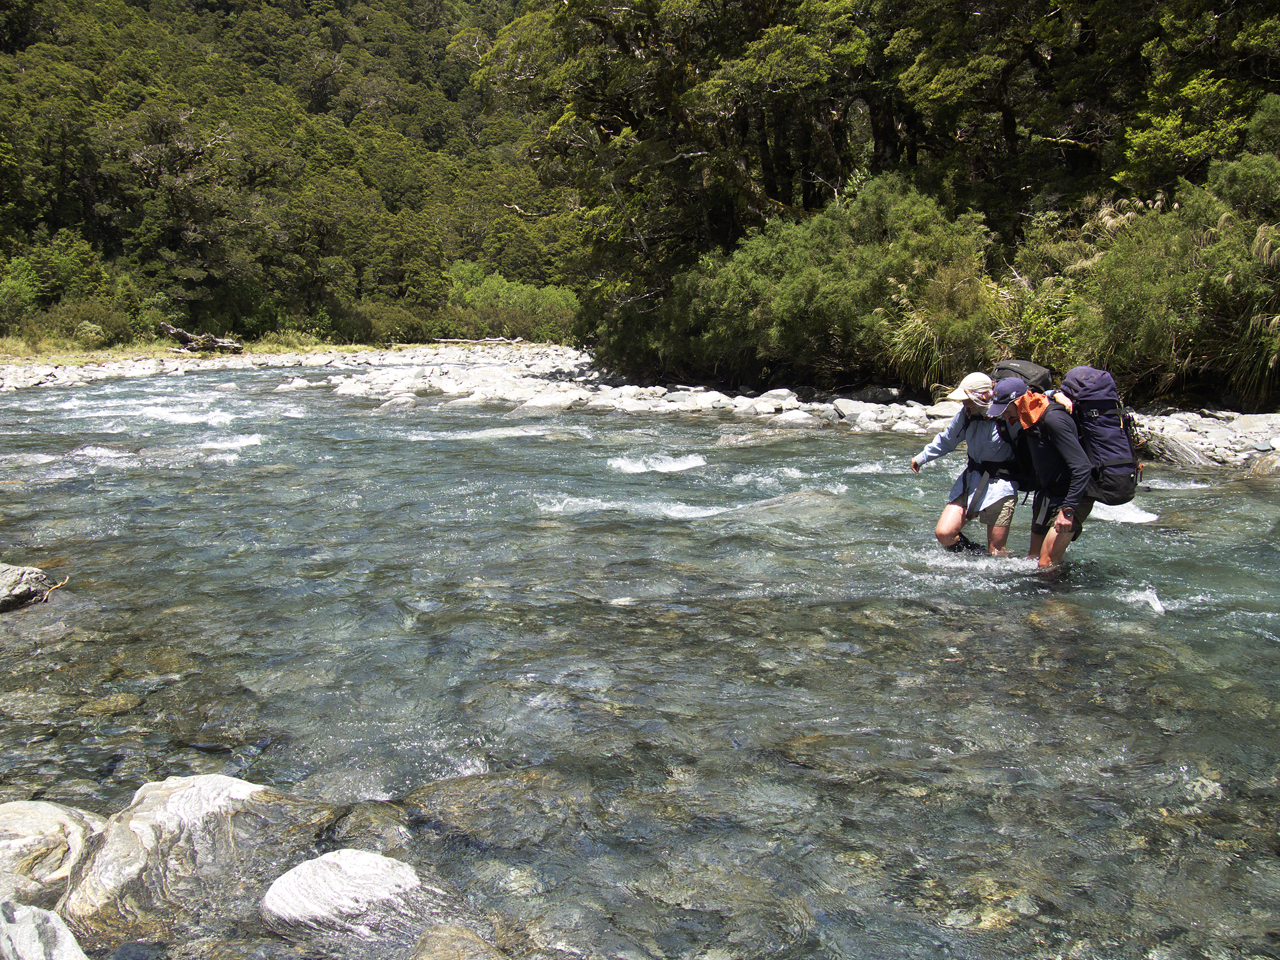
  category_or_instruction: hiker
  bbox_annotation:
[909,372,1018,555]
[987,376,1094,568]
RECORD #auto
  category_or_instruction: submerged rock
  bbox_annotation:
[410,924,508,960]
[59,774,337,950]
[400,769,604,851]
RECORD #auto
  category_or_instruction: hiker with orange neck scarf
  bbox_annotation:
[988,377,1094,568]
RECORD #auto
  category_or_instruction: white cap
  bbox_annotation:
[945,372,994,402]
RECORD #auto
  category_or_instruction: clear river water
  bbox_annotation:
[2,361,1279,960]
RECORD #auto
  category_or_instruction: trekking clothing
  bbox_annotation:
[977,495,1016,528]
[914,408,1018,517]
[1018,400,1093,515]
[1030,494,1094,538]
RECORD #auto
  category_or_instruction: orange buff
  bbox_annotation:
[1014,392,1050,429]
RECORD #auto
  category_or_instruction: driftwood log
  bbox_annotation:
[160,323,244,354]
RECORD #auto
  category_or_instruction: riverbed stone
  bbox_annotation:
[0,565,56,613]
[1248,452,1280,477]
[400,769,604,850]
[0,801,105,907]
[832,398,875,419]
[261,848,496,954]
[0,902,91,960]
[924,401,962,418]
[1138,430,1217,468]
[59,774,338,950]
[769,409,822,428]
[376,393,418,411]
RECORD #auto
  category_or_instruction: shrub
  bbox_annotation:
[608,174,994,389]
[36,300,135,348]
[1065,185,1280,407]
[1208,152,1280,219]
[353,301,431,344]
[444,263,579,343]
[885,266,1010,391]
[0,259,39,334]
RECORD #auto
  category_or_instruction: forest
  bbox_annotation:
[2,0,1278,406]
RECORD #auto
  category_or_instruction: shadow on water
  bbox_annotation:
[2,370,1280,958]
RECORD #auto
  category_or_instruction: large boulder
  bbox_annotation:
[0,801,105,907]
[58,775,337,950]
[0,565,56,613]
[261,848,496,956]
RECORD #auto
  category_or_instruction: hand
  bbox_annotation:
[1054,393,1074,414]
[1054,509,1075,532]
[910,459,920,473]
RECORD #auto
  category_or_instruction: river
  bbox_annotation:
[1,361,1278,959]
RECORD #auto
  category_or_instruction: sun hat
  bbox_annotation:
[986,376,1028,417]
[945,372,994,402]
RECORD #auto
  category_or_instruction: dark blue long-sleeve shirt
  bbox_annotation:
[1025,405,1093,508]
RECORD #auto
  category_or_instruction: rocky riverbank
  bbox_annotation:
[3,342,1279,474]
[0,774,522,960]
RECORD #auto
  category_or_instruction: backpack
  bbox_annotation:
[1059,365,1140,505]
[992,358,1053,393]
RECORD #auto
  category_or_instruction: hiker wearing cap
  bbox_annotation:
[909,372,1018,555]
[989,376,1095,567]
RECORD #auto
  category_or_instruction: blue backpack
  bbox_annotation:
[1059,366,1140,505]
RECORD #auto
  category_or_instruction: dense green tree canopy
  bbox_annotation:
[1,0,1277,406]
[480,0,1278,403]
[0,0,582,343]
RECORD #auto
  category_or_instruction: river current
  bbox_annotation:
[2,363,1279,959]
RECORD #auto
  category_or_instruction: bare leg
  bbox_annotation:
[987,524,1010,555]
[1038,523,1073,568]
[1027,531,1046,561]
[934,502,967,547]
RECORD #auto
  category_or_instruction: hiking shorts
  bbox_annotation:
[1031,493,1095,540]
[977,495,1016,528]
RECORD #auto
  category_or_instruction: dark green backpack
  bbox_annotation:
[992,358,1053,393]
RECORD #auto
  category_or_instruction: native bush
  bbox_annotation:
[885,265,1010,393]
[1208,152,1280,220]
[23,232,110,307]
[445,263,579,343]
[0,259,39,334]
[993,280,1084,379]
[350,301,431,344]
[1066,185,1280,407]
[33,300,134,347]
[635,175,995,389]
